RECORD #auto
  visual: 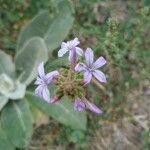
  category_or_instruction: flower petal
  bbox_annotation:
[61,42,67,49]
[75,63,86,72]
[46,70,59,84]
[58,48,68,57]
[74,98,86,112]
[68,49,76,63]
[76,47,83,56]
[84,71,92,84]
[42,87,50,102]
[38,62,45,79]
[35,85,43,97]
[72,37,80,47]
[34,77,43,85]
[85,48,94,66]
[85,100,103,114]
[93,56,106,69]
[93,70,107,83]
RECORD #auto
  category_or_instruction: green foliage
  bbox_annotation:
[1,100,33,148]
[0,0,77,148]
[0,0,149,149]
[0,122,14,150]
[17,0,74,54]
[142,130,150,150]
[26,92,87,130]
[0,50,15,78]
[16,11,52,51]
[45,56,68,71]
[44,13,73,53]
[0,96,8,111]
[0,74,26,100]
[15,37,48,86]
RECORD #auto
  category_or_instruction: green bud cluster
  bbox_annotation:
[55,68,85,100]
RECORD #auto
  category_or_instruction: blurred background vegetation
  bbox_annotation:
[0,0,150,150]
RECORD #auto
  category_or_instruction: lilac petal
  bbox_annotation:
[84,71,92,84]
[58,48,68,57]
[76,47,83,56]
[85,48,94,66]
[92,56,106,69]
[75,63,86,72]
[85,100,103,114]
[34,77,43,85]
[72,37,80,47]
[42,87,50,102]
[35,85,43,97]
[46,70,59,84]
[38,62,45,79]
[74,99,86,112]
[61,42,67,49]
[69,49,76,63]
[93,70,107,83]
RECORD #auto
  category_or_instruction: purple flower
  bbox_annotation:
[74,98,86,112]
[75,48,107,84]
[58,38,83,63]
[35,62,59,102]
[74,98,103,114]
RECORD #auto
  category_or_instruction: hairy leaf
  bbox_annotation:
[7,82,26,100]
[0,122,14,150]
[26,92,87,130]
[15,37,48,86]
[1,100,33,148]
[17,11,52,51]
[0,50,15,78]
[17,1,74,54]
[0,95,8,111]
[44,12,74,52]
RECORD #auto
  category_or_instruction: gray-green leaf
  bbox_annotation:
[0,50,15,78]
[17,11,52,51]
[0,74,26,100]
[0,74,14,95]
[0,122,15,150]
[26,92,87,130]
[1,100,33,148]
[7,82,26,100]
[15,37,48,86]
[44,12,74,52]
[0,95,8,111]
[17,1,74,54]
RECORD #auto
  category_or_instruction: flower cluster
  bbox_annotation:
[35,38,107,114]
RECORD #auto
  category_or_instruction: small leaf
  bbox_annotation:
[15,37,48,86]
[0,74,26,100]
[1,100,33,148]
[0,95,8,111]
[17,11,52,51]
[0,50,15,78]
[0,74,14,95]
[7,82,26,100]
[26,92,87,130]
